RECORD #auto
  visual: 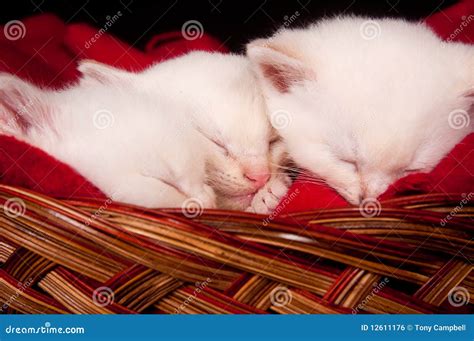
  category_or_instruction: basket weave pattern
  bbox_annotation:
[0,185,472,314]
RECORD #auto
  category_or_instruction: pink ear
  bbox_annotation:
[0,75,49,135]
[259,62,297,93]
[247,39,314,93]
[78,60,132,84]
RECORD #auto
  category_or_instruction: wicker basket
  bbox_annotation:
[0,185,472,314]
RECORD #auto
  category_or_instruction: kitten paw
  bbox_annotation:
[333,184,362,206]
[199,184,217,209]
[246,175,291,214]
[184,184,217,210]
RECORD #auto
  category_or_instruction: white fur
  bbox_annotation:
[0,73,215,208]
[247,17,474,204]
[139,53,273,198]
[0,52,291,211]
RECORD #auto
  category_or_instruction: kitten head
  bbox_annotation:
[79,56,275,208]
[247,17,474,204]
[141,52,275,207]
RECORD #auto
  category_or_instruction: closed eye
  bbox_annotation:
[210,137,226,149]
[269,136,280,145]
[208,136,229,155]
[194,126,229,154]
[340,158,358,171]
[403,168,422,174]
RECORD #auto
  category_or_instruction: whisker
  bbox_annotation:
[296,180,330,186]
[268,171,295,176]
[270,163,301,173]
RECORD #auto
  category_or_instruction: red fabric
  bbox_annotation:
[0,3,472,209]
[0,14,226,200]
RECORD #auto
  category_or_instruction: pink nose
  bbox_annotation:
[245,171,270,189]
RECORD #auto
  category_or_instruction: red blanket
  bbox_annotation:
[0,2,473,212]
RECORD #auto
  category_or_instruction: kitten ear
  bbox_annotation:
[0,74,50,135]
[78,60,132,85]
[246,38,314,93]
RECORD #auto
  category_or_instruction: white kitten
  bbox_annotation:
[247,17,473,204]
[0,73,216,208]
[78,52,290,212]
[138,52,286,211]
[0,52,290,212]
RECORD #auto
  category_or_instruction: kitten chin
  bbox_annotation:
[216,193,254,211]
[247,16,474,204]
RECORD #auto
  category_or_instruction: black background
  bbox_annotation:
[0,0,458,52]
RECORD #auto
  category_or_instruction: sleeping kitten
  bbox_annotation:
[0,73,216,208]
[78,52,290,212]
[247,17,473,205]
[0,52,290,212]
